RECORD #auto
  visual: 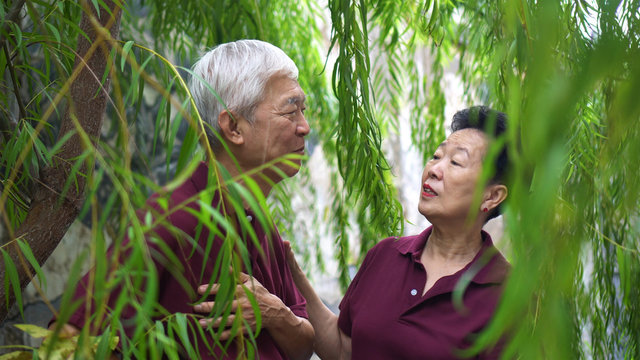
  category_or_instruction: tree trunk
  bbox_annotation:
[0,0,122,323]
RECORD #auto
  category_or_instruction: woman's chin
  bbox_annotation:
[418,206,434,220]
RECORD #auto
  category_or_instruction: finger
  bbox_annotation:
[212,315,235,328]
[283,242,302,272]
[218,325,250,341]
[199,314,236,329]
[193,301,215,313]
[195,298,242,315]
[285,243,294,262]
[283,240,291,255]
[198,317,212,328]
[238,271,251,283]
[197,283,220,295]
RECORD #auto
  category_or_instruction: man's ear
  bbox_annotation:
[218,110,244,145]
[482,184,508,212]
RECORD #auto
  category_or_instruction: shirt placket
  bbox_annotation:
[404,254,427,310]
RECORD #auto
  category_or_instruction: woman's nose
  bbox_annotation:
[427,162,443,180]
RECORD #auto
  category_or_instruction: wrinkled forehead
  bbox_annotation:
[440,128,489,158]
[263,74,306,102]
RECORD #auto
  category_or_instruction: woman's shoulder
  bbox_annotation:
[366,233,426,260]
[370,228,430,253]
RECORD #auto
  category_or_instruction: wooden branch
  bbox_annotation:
[0,0,123,323]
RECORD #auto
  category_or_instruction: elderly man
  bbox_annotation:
[51,39,314,360]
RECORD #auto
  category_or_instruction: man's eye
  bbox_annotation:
[432,154,440,160]
[451,160,461,166]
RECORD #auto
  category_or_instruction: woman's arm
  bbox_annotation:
[284,241,351,360]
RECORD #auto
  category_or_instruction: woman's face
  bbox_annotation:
[418,128,490,223]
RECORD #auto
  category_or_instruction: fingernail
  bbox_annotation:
[199,319,207,326]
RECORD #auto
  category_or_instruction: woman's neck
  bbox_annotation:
[423,224,484,264]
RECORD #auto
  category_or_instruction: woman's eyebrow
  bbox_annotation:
[437,142,470,157]
[454,146,470,157]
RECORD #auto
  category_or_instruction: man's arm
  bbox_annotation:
[194,272,314,360]
[284,241,351,360]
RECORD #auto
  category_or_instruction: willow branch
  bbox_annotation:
[2,41,27,124]
[0,0,26,46]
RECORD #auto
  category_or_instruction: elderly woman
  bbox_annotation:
[286,106,510,359]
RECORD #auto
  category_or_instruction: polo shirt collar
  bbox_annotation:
[190,161,211,192]
[393,226,509,285]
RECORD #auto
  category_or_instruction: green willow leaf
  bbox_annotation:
[15,240,46,291]
[121,40,135,71]
[1,248,23,318]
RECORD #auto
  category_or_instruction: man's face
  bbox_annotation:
[238,74,309,183]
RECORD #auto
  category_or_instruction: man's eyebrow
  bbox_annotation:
[287,95,306,105]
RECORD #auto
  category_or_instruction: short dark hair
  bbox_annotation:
[451,106,509,221]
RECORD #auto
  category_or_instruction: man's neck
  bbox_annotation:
[214,154,274,205]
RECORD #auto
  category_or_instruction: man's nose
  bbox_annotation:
[297,115,310,136]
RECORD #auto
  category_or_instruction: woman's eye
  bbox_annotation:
[451,160,461,166]
[432,155,440,160]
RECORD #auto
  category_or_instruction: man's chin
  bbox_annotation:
[262,164,302,184]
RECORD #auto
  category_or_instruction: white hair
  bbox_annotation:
[189,39,299,151]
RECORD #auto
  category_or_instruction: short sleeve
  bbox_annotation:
[267,231,309,320]
[282,256,309,319]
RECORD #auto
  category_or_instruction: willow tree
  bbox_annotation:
[1,0,639,358]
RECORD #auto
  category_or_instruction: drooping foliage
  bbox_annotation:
[1,0,639,358]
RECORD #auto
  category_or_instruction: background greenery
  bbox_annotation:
[1,0,639,358]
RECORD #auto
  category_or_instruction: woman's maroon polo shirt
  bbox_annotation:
[338,227,509,359]
[62,162,308,359]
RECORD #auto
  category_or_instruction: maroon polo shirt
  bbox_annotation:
[60,162,307,359]
[338,227,509,359]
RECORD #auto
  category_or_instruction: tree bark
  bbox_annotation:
[0,0,122,323]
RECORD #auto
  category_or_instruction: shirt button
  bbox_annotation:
[247,215,253,222]
[410,289,417,296]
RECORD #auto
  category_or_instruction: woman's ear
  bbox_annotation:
[482,184,508,212]
[218,110,244,145]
